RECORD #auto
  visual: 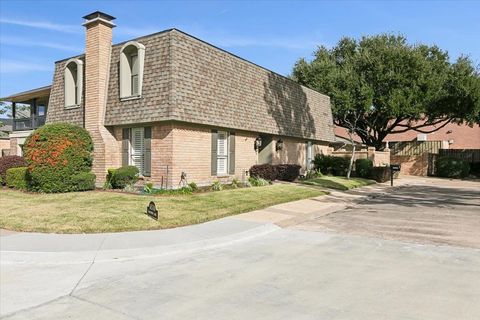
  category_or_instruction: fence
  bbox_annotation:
[390,141,444,156]
[438,149,480,163]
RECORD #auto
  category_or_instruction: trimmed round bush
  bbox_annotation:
[436,157,470,178]
[71,172,96,191]
[0,155,27,185]
[111,166,139,189]
[275,164,301,181]
[355,158,373,178]
[23,123,93,193]
[6,167,29,190]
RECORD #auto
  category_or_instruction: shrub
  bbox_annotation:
[436,157,470,178]
[143,182,154,194]
[470,162,480,177]
[6,167,29,189]
[104,168,117,189]
[70,172,96,191]
[211,180,223,191]
[248,177,270,186]
[188,182,198,191]
[110,166,139,189]
[23,123,93,193]
[275,164,301,181]
[231,178,241,188]
[0,155,27,185]
[313,154,350,176]
[355,159,373,178]
[249,164,277,181]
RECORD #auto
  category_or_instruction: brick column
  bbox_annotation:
[83,12,120,184]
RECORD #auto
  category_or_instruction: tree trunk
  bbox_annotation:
[347,134,356,179]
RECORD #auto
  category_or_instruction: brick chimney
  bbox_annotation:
[83,11,120,184]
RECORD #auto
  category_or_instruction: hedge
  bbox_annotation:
[436,157,470,178]
[249,164,302,182]
[355,159,373,178]
[6,167,29,190]
[23,123,93,193]
[313,154,350,176]
[0,155,27,185]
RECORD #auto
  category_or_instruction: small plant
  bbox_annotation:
[211,180,223,191]
[248,177,270,187]
[231,177,241,188]
[123,184,137,193]
[6,167,29,190]
[188,182,198,191]
[143,182,154,194]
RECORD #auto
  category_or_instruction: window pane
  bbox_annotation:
[15,102,32,119]
[217,131,227,156]
[217,157,227,175]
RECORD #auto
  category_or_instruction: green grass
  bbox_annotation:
[301,176,376,191]
[0,184,325,233]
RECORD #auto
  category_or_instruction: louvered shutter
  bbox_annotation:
[217,131,228,175]
[122,128,130,166]
[131,54,139,95]
[144,127,152,177]
[131,128,144,174]
[229,132,235,174]
[132,75,139,96]
[211,130,217,175]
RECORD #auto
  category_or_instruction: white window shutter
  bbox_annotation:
[216,131,228,175]
[131,128,144,175]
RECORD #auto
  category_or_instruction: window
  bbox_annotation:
[119,41,145,99]
[211,130,235,176]
[64,59,83,108]
[217,131,228,175]
[122,127,152,177]
[306,141,313,170]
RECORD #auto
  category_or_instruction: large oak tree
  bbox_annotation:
[292,34,480,149]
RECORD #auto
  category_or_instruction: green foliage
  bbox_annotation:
[248,177,270,186]
[231,178,241,188]
[70,172,96,191]
[436,157,470,178]
[0,155,27,185]
[23,123,94,193]
[211,180,223,191]
[143,182,154,194]
[188,182,198,191]
[293,34,480,149]
[355,159,373,178]
[104,168,117,189]
[313,154,350,176]
[6,167,29,190]
[110,166,139,189]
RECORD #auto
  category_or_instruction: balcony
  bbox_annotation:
[13,115,46,131]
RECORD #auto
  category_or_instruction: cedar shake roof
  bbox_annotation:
[48,29,335,142]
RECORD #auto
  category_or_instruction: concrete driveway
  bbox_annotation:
[1,177,479,319]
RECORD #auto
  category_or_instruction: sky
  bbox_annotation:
[0,0,479,98]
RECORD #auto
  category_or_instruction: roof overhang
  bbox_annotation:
[0,85,51,103]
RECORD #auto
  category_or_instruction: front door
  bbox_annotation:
[131,127,144,174]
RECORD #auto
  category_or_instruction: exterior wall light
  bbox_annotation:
[276,139,284,151]
[254,136,262,150]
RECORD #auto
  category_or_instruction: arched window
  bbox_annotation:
[64,59,83,108]
[119,41,145,99]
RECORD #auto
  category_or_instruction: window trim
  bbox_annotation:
[119,41,145,100]
[64,58,83,109]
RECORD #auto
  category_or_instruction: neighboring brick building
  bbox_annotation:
[1,11,335,187]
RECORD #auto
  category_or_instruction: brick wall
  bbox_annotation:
[0,139,10,156]
[391,154,429,176]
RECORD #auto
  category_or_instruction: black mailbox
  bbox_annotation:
[390,164,401,171]
[389,164,401,186]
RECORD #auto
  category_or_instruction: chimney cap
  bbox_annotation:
[83,11,116,22]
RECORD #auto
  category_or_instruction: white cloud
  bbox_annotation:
[0,59,52,73]
[0,17,80,34]
[0,36,81,52]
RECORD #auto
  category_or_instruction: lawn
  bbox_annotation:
[301,176,376,190]
[0,184,325,233]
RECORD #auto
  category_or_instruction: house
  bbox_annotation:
[0,118,13,157]
[1,11,335,187]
